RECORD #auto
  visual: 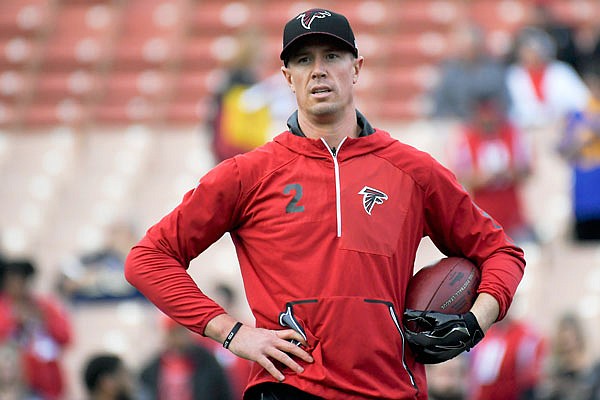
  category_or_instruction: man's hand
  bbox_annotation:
[205,314,314,382]
[403,310,484,364]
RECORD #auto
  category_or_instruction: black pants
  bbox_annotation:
[245,383,323,400]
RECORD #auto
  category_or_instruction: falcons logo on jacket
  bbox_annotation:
[296,9,331,30]
[358,186,388,215]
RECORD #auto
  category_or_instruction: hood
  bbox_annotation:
[273,111,396,162]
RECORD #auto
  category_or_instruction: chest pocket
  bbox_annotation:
[338,163,412,257]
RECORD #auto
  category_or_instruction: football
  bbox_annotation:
[404,257,481,314]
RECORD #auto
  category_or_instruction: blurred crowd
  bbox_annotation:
[0,251,251,400]
[425,2,600,399]
[427,309,600,400]
[431,2,600,245]
[1,0,600,399]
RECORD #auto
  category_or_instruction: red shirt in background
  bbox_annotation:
[468,318,546,400]
[0,295,72,399]
[451,118,532,237]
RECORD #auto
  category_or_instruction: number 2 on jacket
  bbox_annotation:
[284,183,305,213]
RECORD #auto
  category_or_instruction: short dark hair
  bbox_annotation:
[83,354,123,392]
[3,259,36,277]
[0,258,36,290]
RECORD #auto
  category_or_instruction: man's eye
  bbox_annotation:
[297,57,310,64]
[326,53,339,60]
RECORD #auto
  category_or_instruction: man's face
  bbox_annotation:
[282,37,363,120]
[3,272,30,299]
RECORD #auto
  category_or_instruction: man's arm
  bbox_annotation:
[125,159,244,336]
[125,158,314,381]
[404,155,525,364]
[423,155,525,321]
[470,292,500,333]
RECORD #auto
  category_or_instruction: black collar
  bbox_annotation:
[286,110,375,138]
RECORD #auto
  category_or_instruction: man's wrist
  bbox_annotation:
[223,321,243,349]
[469,292,500,332]
[204,313,238,343]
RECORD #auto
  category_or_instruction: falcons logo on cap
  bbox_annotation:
[358,186,388,215]
[296,9,331,30]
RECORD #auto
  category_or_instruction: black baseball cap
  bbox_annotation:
[280,8,358,63]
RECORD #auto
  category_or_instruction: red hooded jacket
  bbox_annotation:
[126,114,525,399]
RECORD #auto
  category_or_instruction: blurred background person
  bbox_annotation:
[83,353,135,400]
[571,12,600,76]
[506,27,589,130]
[448,92,534,243]
[520,0,579,70]
[467,309,546,400]
[139,316,232,400]
[204,30,271,163]
[536,312,600,400]
[56,220,145,303]
[0,258,72,399]
[426,355,468,400]
[430,22,510,121]
[557,60,600,241]
[518,0,600,77]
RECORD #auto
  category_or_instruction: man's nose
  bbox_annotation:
[311,57,327,79]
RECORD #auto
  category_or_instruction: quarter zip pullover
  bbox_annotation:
[125,112,525,400]
[322,137,346,237]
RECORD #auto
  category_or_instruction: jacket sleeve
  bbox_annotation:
[125,158,243,336]
[422,155,525,321]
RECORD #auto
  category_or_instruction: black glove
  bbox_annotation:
[403,309,484,364]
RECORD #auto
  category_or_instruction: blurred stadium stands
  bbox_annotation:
[0,0,550,127]
[2,0,597,127]
[1,0,600,398]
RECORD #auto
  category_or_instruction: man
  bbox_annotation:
[506,27,589,129]
[430,23,510,121]
[125,8,525,400]
[56,219,145,302]
[448,93,534,243]
[83,353,134,400]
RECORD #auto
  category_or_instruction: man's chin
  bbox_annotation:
[309,103,340,118]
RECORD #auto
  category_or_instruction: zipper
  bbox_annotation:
[364,299,420,396]
[388,304,419,393]
[321,137,347,237]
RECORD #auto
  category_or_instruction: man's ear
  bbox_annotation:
[281,66,295,93]
[353,56,364,84]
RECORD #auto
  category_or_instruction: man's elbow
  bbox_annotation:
[123,245,142,287]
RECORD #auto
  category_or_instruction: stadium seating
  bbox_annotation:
[0,0,52,38]
[1,0,595,127]
[0,0,473,127]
